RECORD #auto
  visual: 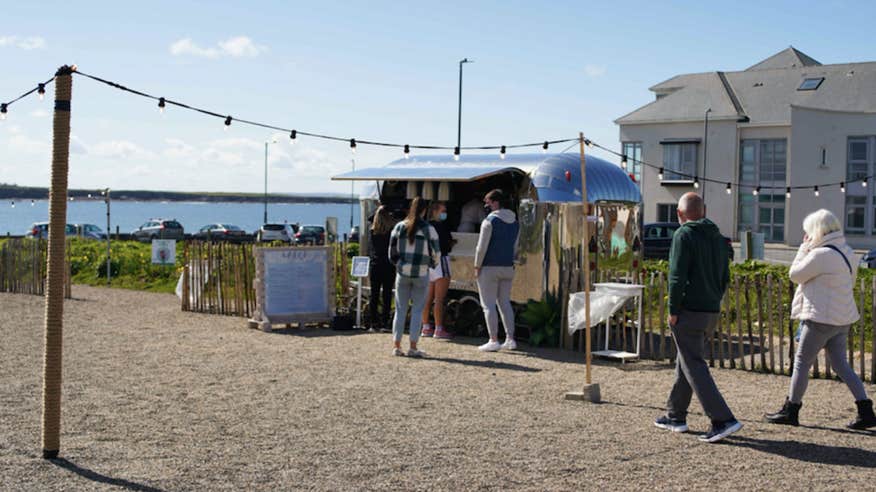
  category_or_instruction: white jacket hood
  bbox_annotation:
[487,208,517,224]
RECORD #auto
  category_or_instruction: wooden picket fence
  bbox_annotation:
[577,267,876,384]
[0,238,71,298]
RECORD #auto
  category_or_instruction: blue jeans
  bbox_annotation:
[392,274,430,343]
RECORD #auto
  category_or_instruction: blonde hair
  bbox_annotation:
[802,209,842,243]
[370,206,394,235]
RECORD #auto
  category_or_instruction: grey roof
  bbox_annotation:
[617,48,876,125]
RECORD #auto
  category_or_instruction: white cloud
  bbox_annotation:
[89,140,154,160]
[170,36,266,59]
[0,36,46,50]
[162,138,195,160]
[6,134,47,154]
[70,135,88,155]
[584,64,607,78]
[29,109,49,118]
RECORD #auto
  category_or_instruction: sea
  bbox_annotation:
[0,199,361,236]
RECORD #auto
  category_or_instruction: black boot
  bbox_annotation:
[765,398,801,426]
[848,399,876,430]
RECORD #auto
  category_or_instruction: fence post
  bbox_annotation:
[735,275,745,370]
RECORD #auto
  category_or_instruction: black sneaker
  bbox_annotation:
[654,415,688,433]
[698,419,742,443]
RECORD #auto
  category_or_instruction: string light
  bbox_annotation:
[841,182,846,193]
[403,144,410,159]
[31,199,35,206]
[753,186,760,196]
[38,83,45,101]
[289,129,297,143]
[224,115,232,130]
[500,145,506,160]
[863,177,868,188]
[542,141,549,153]
[10,201,14,208]
[814,185,820,197]
[350,138,357,154]
[726,183,732,194]
[1,103,7,121]
[785,187,791,198]
[621,155,628,169]
[693,177,699,189]
[584,138,593,148]
[658,167,664,180]
[158,97,165,114]
[453,146,460,161]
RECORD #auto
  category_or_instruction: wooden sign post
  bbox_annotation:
[565,132,601,403]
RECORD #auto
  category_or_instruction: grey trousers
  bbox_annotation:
[789,320,869,403]
[476,266,515,340]
[667,310,735,423]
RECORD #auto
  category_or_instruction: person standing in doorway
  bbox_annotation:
[368,205,396,333]
[764,209,875,429]
[388,197,439,357]
[421,201,455,339]
[654,192,742,443]
[475,189,520,352]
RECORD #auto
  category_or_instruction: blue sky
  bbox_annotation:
[1,0,874,194]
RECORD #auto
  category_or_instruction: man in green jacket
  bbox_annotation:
[654,192,742,443]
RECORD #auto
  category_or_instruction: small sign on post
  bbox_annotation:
[151,239,176,265]
[351,256,370,329]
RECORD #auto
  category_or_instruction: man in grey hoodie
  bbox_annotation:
[474,189,520,352]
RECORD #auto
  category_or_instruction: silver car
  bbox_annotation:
[256,223,298,243]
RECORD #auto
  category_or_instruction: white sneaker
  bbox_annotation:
[501,339,517,350]
[478,341,501,352]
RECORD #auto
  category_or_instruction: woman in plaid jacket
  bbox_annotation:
[388,197,440,357]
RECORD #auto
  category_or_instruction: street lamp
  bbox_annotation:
[264,138,277,224]
[457,58,473,149]
[702,108,711,200]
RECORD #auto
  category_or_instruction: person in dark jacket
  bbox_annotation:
[654,192,742,443]
[368,206,395,332]
[421,201,455,339]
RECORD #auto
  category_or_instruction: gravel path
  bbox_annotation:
[2,286,875,491]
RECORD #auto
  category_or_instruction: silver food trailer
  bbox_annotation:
[333,153,642,311]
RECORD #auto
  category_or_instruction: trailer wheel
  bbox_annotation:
[448,296,485,337]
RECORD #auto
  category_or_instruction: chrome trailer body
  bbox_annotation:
[334,153,642,305]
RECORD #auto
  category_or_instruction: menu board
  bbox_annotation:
[251,246,334,330]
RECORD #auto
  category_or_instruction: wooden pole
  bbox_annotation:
[41,65,75,459]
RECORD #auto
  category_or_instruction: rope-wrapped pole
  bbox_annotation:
[41,65,75,459]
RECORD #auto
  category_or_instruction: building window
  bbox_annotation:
[846,137,874,235]
[738,139,787,242]
[846,196,866,233]
[797,77,824,91]
[758,193,785,242]
[662,143,697,181]
[848,138,869,181]
[622,142,643,184]
[656,203,678,223]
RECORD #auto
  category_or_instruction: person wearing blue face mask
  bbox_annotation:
[421,201,455,339]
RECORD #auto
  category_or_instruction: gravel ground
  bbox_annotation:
[2,286,875,491]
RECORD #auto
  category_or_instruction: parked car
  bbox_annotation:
[27,222,76,239]
[74,223,107,240]
[642,222,734,261]
[860,248,876,268]
[132,219,185,242]
[194,223,247,242]
[295,224,326,245]
[256,223,298,243]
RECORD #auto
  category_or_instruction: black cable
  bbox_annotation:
[2,76,56,107]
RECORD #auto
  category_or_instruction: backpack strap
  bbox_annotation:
[821,244,852,275]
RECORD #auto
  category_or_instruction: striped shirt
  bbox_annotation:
[389,220,439,278]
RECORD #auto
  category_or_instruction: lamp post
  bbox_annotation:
[702,108,711,200]
[457,58,473,149]
[264,138,277,224]
[101,188,111,286]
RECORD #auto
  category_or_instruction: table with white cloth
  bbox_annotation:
[567,282,645,362]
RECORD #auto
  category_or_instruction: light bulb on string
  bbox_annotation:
[841,182,846,193]
[753,186,760,196]
[693,177,699,189]
[621,155,628,169]
[542,141,549,153]
[158,97,165,114]
[814,186,820,197]
[726,183,732,194]
[224,116,232,130]
[863,177,868,188]
[403,144,410,159]
[785,187,791,198]
[10,201,14,208]
[453,146,460,161]
[499,145,506,160]
[289,130,297,144]
[658,167,664,180]
[584,138,593,148]
[38,83,45,101]
[30,199,35,206]
[1,103,7,121]
[350,139,357,154]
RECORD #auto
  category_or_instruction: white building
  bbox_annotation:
[616,47,876,248]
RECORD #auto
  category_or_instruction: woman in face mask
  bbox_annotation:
[421,201,455,339]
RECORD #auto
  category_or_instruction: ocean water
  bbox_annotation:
[0,200,360,236]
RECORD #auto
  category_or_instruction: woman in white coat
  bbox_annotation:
[765,209,875,429]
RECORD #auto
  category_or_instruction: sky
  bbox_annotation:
[1,0,874,195]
